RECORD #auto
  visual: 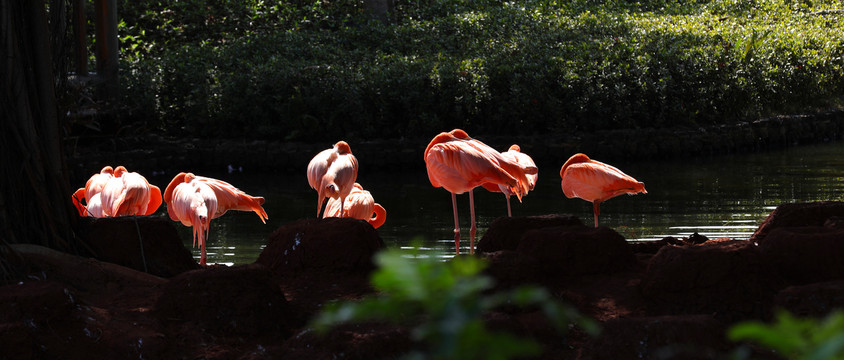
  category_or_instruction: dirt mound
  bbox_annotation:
[482,223,636,290]
[482,250,541,287]
[77,216,199,277]
[477,214,583,253]
[756,227,844,286]
[3,245,167,359]
[256,217,385,277]
[583,315,729,360]
[0,281,90,359]
[280,322,412,360]
[9,202,844,359]
[640,239,775,320]
[517,224,636,276]
[775,280,844,318]
[155,263,295,337]
[750,201,844,242]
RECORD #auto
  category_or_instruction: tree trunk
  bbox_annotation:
[94,0,119,98]
[1,0,77,282]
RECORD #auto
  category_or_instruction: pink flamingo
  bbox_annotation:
[481,144,538,217]
[164,172,268,265]
[72,166,114,217]
[307,141,359,218]
[75,166,162,217]
[99,166,163,217]
[560,153,647,227]
[323,182,387,229]
[424,129,537,254]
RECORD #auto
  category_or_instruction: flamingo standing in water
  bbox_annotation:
[424,129,537,254]
[307,141,359,218]
[481,144,538,217]
[323,182,387,229]
[72,166,114,217]
[164,172,268,265]
[560,153,647,227]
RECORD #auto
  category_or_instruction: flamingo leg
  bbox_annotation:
[197,222,209,266]
[505,194,512,218]
[451,192,460,255]
[592,201,600,228]
[469,189,476,254]
[340,197,346,218]
[200,243,207,266]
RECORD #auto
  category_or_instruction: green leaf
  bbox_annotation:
[730,310,844,359]
[308,246,597,358]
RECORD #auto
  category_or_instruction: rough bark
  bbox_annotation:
[1,0,76,283]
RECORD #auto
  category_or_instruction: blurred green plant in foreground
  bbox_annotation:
[310,247,599,360]
[730,310,844,360]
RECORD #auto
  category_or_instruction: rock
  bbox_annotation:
[77,216,199,277]
[583,315,729,360]
[686,232,709,245]
[477,214,583,253]
[756,227,844,286]
[516,225,636,276]
[641,240,774,319]
[154,263,295,337]
[775,280,844,318]
[256,217,385,276]
[750,201,844,242]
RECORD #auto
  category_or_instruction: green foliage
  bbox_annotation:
[310,248,599,360]
[115,0,844,140]
[729,310,844,360]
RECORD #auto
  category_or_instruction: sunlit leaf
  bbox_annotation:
[309,246,596,358]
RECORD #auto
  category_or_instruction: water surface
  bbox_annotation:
[167,142,844,265]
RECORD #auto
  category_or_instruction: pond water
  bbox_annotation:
[167,141,844,265]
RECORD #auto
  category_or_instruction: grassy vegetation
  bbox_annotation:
[114,0,844,142]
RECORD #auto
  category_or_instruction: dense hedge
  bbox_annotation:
[116,0,844,142]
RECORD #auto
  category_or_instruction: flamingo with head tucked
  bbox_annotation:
[74,166,162,217]
[307,141,359,218]
[164,172,268,265]
[72,166,114,217]
[323,182,386,229]
[481,144,538,217]
[99,166,163,217]
[424,129,537,254]
[560,153,647,227]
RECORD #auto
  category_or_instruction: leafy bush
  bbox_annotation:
[729,310,844,359]
[311,248,599,359]
[115,0,844,140]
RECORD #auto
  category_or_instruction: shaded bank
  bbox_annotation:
[4,202,844,358]
[68,109,844,181]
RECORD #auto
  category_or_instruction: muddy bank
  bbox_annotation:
[3,201,844,359]
[67,110,844,181]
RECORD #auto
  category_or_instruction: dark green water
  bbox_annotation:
[167,141,844,265]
